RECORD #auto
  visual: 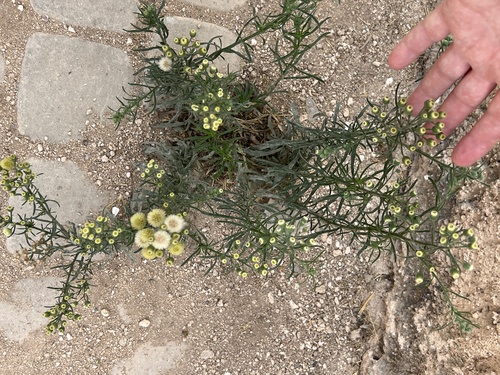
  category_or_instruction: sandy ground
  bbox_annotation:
[1,0,499,374]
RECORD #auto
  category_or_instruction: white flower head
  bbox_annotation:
[134,228,155,248]
[164,214,186,233]
[157,56,172,72]
[153,230,171,250]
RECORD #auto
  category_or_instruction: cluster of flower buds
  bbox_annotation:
[414,224,476,285]
[363,97,447,150]
[224,216,318,278]
[42,294,84,334]
[75,215,123,254]
[0,155,36,198]
[190,74,233,132]
[438,223,478,250]
[157,29,208,73]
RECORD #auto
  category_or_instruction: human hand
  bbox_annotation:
[388,0,500,166]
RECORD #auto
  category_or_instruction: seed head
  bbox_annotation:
[0,155,16,171]
[147,208,167,228]
[164,214,186,233]
[141,246,157,260]
[135,228,155,248]
[168,242,185,256]
[152,230,171,249]
[157,56,172,72]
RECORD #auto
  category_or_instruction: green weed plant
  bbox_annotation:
[0,0,483,334]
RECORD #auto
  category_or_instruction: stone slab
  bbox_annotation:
[0,277,59,342]
[178,0,247,12]
[17,33,133,142]
[6,158,112,253]
[30,0,137,32]
[165,16,240,73]
[111,342,188,375]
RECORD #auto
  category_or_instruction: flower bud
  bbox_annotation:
[397,98,407,107]
[462,262,473,271]
[450,268,460,279]
[429,111,440,120]
[426,138,437,147]
[424,99,435,110]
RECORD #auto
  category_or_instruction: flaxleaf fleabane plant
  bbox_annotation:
[0,155,193,334]
[113,0,329,178]
[0,0,486,335]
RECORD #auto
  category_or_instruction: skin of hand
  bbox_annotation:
[388,0,500,166]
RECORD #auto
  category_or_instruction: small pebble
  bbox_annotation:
[315,285,326,294]
[267,292,275,304]
[139,318,150,328]
[100,309,110,317]
[200,349,215,360]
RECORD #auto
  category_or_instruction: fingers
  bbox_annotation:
[388,4,450,70]
[407,45,471,113]
[452,92,500,166]
[437,70,496,135]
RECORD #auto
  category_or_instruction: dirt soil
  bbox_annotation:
[1,0,500,374]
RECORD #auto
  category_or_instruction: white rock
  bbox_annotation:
[289,300,299,309]
[68,26,76,33]
[267,292,275,304]
[385,77,394,86]
[100,308,110,317]
[138,319,150,328]
[200,349,215,360]
[315,285,326,294]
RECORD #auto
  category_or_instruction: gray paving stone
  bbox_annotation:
[178,0,247,12]
[6,158,112,253]
[30,0,137,32]
[0,277,59,342]
[0,54,4,82]
[165,16,240,73]
[111,342,188,375]
[17,33,133,142]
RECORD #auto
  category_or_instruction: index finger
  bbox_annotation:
[388,4,450,70]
